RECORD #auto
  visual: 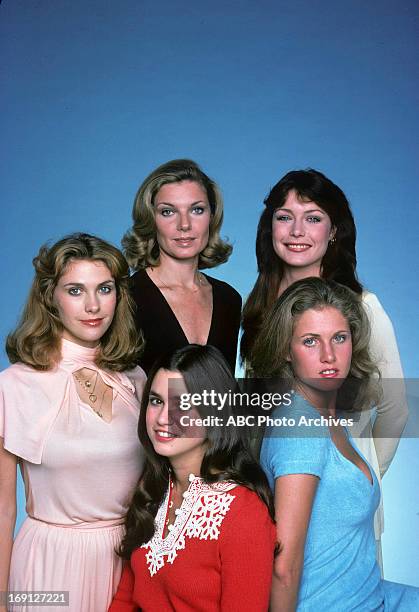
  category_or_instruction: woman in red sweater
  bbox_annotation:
[109,344,276,612]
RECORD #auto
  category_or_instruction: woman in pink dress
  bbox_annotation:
[0,233,146,612]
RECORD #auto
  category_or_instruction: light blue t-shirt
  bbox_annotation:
[260,394,419,611]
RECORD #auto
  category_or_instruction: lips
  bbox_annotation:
[154,430,178,442]
[318,369,339,378]
[173,237,196,246]
[80,319,104,327]
[284,243,311,252]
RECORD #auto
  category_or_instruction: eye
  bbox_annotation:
[306,216,322,223]
[191,205,205,215]
[275,213,292,222]
[160,208,174,217]
[302,337,317,347]
[333,333,349,344]
[149,396,163,406]
[68,287,82,296]
[99,285,113,294]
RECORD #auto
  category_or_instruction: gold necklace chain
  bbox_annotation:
[73,370,107,419]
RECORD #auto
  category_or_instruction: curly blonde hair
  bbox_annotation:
[122,159,232,270]
[249,277,381,411]
[6,233,143,371]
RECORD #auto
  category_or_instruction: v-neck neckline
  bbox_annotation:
[295,394,375,488]
[145,269,216,346]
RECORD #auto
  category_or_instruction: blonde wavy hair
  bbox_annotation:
[122,159,232,270]
[6,233,143,371]
[249,277,381,411]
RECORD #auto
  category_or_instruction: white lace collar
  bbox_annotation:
[142,476,237,576]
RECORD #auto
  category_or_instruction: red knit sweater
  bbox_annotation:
[109,481,275,611]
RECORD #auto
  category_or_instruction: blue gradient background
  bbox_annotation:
[1,0,418,586]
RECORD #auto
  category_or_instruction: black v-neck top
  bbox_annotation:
[130,269,242,374]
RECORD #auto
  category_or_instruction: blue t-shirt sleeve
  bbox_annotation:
[260,400,330,487]
[261,434,329,485]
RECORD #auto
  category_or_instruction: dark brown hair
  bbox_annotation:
[241,169,363,365]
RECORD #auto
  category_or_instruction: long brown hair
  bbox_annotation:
[119,345,274,559]
[241,169,363,365]
[6,233,143,371]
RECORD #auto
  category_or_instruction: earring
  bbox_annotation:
[329,236,336,245]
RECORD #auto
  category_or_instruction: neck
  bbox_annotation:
[296,383,337,417]
[152,252,201,290]
[169,449,205,492]
[279,264,321,295]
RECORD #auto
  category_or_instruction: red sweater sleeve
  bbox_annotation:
[108,561,138,612]
[219,489,276,611]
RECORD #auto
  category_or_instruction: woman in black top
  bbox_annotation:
[123,159,241,374]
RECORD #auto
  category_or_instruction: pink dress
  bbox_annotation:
[0,339,146,612]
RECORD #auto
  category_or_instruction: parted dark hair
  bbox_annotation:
[249,277,380,411]
[119,344,274,559]
[241,169,363,365]
[122,159,232,270]
[6,233,143,371]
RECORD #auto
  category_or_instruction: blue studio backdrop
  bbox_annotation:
[1,0,418,586]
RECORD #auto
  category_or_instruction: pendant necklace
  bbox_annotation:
[74,370,106,419]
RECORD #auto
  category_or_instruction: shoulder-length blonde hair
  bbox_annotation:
[122,159,232,270]
[6,233,143,371]
[249,277,380,411]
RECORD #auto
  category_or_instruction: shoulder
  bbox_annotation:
[204,275,242,306]
[123,366,147,400]
[219,485,275,542]
[228,485,270,516]
[261,397,330,482]
[123,365,146,383]
[0,362,47,386]
[362,291,396,333]
[362,291,386,313]
[129,268,149,290]
[266,394,329,430]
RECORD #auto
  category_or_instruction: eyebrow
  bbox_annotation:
[62,279,115,287]
[149,389,162,399]
[299,329,350,337]
[155,200,206,207]
[277,207,325,215]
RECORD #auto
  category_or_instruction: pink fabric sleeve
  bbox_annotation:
[124,366,147,404]
[0,365,70,463]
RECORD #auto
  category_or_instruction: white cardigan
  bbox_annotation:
[351,292,408,546]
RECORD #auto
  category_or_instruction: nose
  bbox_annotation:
[320,341,336,364]
[155,402,173,427]
[290,217,305,237]
[177,211,191,232]
[85,292,100,314]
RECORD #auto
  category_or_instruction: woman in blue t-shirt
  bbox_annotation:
[251,277,418,611]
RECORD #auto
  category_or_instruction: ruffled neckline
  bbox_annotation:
[60,337,98,364]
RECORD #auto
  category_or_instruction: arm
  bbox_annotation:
[219,492,276,611]
[271,474,318,612]
[363,293,408,475]
[0,439,17,612]
[108,561,138,612]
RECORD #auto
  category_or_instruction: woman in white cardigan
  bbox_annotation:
[241,168,408,569]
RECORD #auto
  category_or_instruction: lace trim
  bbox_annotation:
[142,478,236,576]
